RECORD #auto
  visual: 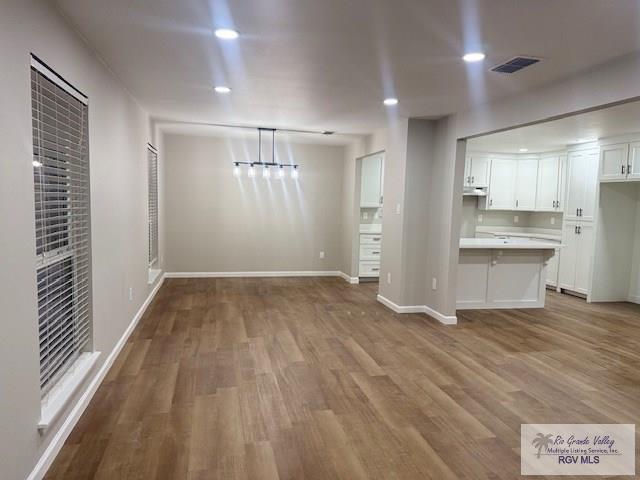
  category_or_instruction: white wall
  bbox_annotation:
[630,188,640,302]
[0,2,160,479]
[163,133,346,273]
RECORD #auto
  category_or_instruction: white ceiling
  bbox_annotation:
[468,99,640,153]
[56,0,640,135]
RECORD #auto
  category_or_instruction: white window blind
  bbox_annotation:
[31,57,92,395]
[148,145,159,268]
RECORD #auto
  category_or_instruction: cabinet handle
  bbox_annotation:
[372,251,380,255]
[579,208,583,217]
[372,237,380,241]
[622,165,626,175]
[516,200,519,208]
[578,226,582,234]
[371,267,380,271]
[628,165,632,176]
[575,225,578,234]
[471,176,475,183]
[490,199,493,206]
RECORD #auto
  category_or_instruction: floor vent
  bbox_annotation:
[491,56,541,74]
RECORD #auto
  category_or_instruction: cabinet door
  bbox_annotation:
[558,221,579,290]
[360,154,383,207]
[574,223,594,294]
[580,150,599,222]
[536,155,560,211]
[547,249,560,288]
[487,159,516,210]
[565,152,586,220]
[464,157,472,187]
[515,159,538,210]
[600,143,628,182]
[470,156,489,187]
[629,142,640,181]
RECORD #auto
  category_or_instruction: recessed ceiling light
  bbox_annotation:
[214,28,239,40]
[519,148,528,152]
[214,86,231,94]
[383,98,399,106]
[463,52,486,63]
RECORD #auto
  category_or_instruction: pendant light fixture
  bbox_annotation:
[232,128,299,179]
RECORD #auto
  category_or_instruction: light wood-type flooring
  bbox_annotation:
[45,277,640,479]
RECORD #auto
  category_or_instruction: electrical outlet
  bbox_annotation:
[395,203,401,215]
[319,251,325,259]
[387,272,392,284]
[514,215,519,224]
[128,287,133,301]
[550,216,556,225]
[478,214,483,223]
[432,278,437,290]
[362,212,368,220]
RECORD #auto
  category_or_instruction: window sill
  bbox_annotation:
[38,351,101,432]
[148,268,162,285]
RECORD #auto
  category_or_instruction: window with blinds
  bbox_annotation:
[31,56,92,395]
[148,145,159,268]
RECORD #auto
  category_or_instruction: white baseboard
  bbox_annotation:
[27,273,166,480]
[376,294,457,325]
[165,270,359,284]
[628,294,640,305]
[338,271,360,284]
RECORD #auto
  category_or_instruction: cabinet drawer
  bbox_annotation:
[359,245,382,260]
[359,261,381,277]
[360,234,382,245]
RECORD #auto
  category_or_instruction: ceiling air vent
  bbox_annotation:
[491,56,541,74]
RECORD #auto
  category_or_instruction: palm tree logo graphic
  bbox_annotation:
[532,433,554,459]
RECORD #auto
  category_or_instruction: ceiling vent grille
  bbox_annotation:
[491,56,541,74]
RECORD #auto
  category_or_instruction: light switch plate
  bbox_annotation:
[319,251,325,259]
[478,214,483,223]
[362,212,368,220]
[395,203,401,215]
[514,215,519,224]
[550,217,556,225]
[387,272,392,284]
[432,278,437,290]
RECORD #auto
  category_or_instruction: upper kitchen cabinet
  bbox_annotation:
[360,153,384,208]
[482,158,517,210]
[514,158,538,210]
[600,143,629,182]
[629,142,640,180]
[535,154,564,211]
[464,155,489,188]
[565,149,599,222]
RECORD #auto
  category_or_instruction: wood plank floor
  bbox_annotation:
[45,278,640,479]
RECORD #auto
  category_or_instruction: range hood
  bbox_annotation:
[463,187,487,197]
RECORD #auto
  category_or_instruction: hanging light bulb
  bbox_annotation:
[277,166,285,179]
[263,165,270,179]
[248,164,256,178]
[32,160,43,168]
[291,166,299,179]
[233,163,241,177]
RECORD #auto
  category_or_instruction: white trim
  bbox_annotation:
[148,268,162,285]
[423,305,458,325]
[337,271,360,284]
[27,274,166,480]
[30,56,88,105]
[38,352,101,432]
[165,271,343,279]
[376,294,458,325]
[628,294,640,305]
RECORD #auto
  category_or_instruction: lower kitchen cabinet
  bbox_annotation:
[558,220,594,295]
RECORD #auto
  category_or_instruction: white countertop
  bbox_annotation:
[460,238,563,249]
[474,226,562,241]
[360,224,382,234]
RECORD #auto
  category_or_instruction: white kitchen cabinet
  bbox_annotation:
[469,156,489,188]
[600,143,629,182]
[626,142,640,181]
[515,159,538,210]
[359,233,382,278]
[546,245,560,288]
[565,149,599,221]
[485,159,517,210]
[536,154,563,211]
[360,153,384,208]
[558,220,593,295]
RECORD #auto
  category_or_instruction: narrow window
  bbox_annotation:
[148,144,159,268]
[31,56,92,395]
